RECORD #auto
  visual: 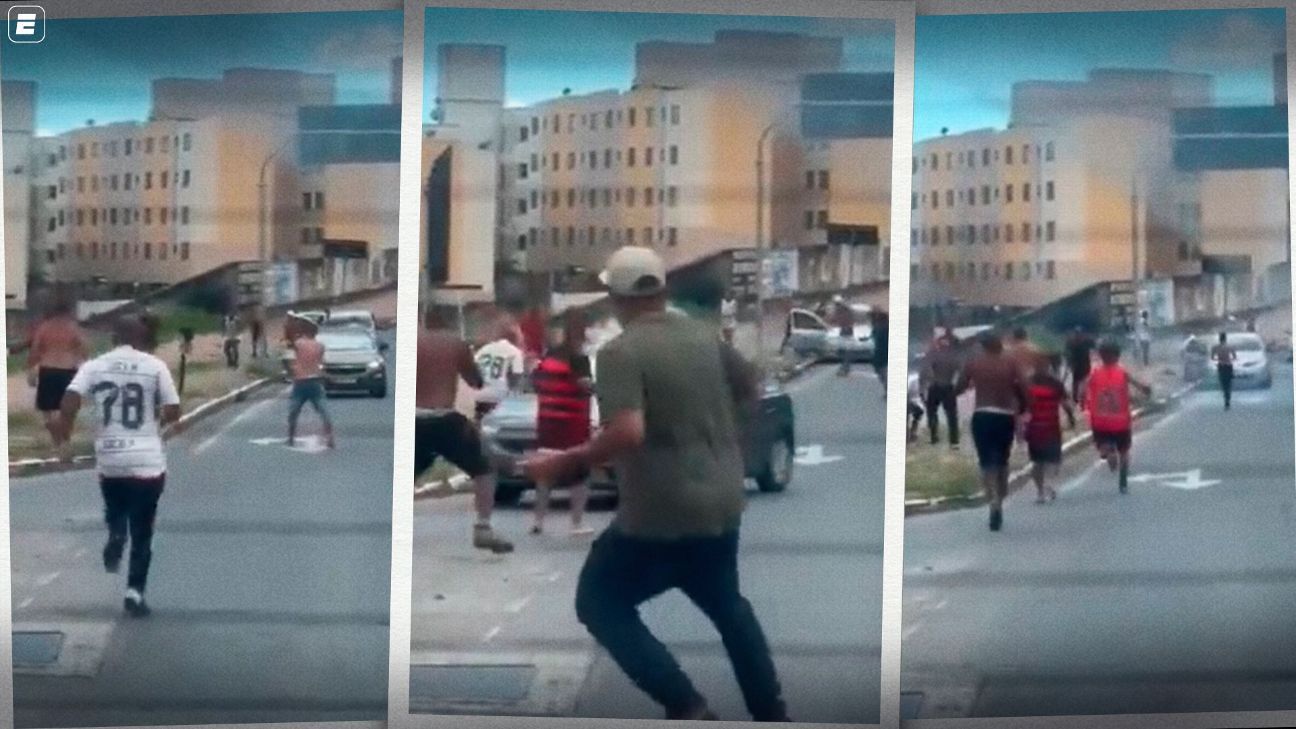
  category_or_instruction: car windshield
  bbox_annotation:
[1233,337,1264,352]
[318,334,375,352]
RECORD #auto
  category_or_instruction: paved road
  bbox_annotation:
[409,364,885,723]
[902,364,1296,719]
[10,333,395,728]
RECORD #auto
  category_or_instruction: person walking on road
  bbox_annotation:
[1086,340,1153,494]
[1024,354,1075,503]
[920,331,961,448]
[1064,326,1096,409]
[872,309,890,397]
[26,294,88,459]
[1211,331,1237,410]
[222,310,241,369]
[522,246,790,722]
[530,309,595,537]
[249,305,267,359]
[1008,327,1044,379]
[1134,311,1153,367]
[416,308,513,554]
[955,331,1028,532]
[472,317,526,423]
[285,315,335,450]
[57,316,180,618]
[833,296,855,377]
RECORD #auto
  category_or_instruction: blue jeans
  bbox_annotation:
[575,527,787,720]
[288,378,331,435]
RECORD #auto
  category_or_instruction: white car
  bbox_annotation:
[1193,332,1272,389]
[320,309,378,337]
[783,305,875,362]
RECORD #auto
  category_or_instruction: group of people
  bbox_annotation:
[415,245,791,722]
[220,305,269,369]
[21,296,336,618]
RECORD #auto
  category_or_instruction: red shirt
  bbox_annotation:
[1087,364,1132,432]
[1026,378,1066,443]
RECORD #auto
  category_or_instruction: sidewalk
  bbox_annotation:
[905,333,1189,505]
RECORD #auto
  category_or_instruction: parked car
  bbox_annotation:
[321,309,378,337]
[1184,332,1272,389]
[784,305,875,362]
[314,328,389,397]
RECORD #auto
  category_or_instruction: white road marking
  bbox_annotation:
[795,444,844,466]
[505,595,533,613]
[249,434,330,454]
[18,597,34,609]
[483,626,502,643]
[194,396,279,455]
[35,571,60,587]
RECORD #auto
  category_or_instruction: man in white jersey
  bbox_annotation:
[58,317,180,617]
[474,318,526,421]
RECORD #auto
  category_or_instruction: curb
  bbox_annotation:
[414,473,471,500]
[9,377,275,478]
[904,379,1200,516]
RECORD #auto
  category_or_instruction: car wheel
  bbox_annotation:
[756,435,794,493]
[372,383,387,398]
[495,484,524,506]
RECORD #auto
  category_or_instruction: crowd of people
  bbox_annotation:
[910,315,1244,531]
[414,245,792,721]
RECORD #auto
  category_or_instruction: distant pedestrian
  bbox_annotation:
[222,310,241,369]
[1086,339,1152,494]
[955,331,1028,532]
[58,316,181,618]
[249,305,267,358]
[921,331,961,449]
[26,294,88,459]
[833,296,855,377]
[907,372,924,443]
[530,309,594,536]
[1135,311,1152,367]
[285,315,335,450]
[1024,354,1075,503]
[720,292,738,346]
[1211,331,1237,410]
[523,246,790,722]
[1064,327,1095,408]
[416,308,513,554]
[872,309,890,397]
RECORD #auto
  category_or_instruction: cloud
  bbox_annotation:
[313,24,403,73]
[1169,13,1283,71]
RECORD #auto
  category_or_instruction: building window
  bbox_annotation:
[1045,181,1054,201]
[911,193,917,210]
[930,153,939,170]
[667,227,678,246]
[181,207,190,225]
[517,198,527,215]
[946,190,954,207]
[519,126,529,142]
[1005,262,1014,280]
[968,225,976,244]
[518,163,528,179]
[1045,141,1055,161]
[144,172,153,190]
[1023,144,1031,163]
[1023,183,1031,202]
[1005,184,1014,203]
[931,227,941,245]
[912,157,918,174]
[303,193,313,211]
[628,147,637,167]
[1021,222,1031,242]
[806,171,815,190]
[161,171,169,189]
[180,242,189,260]
[981,185,990,205]
[110,209,118,226]
[982,224,991,243]
[1046,261,1056,279]
[932,192,939,210]
[670,105,680,125]
[667,186,678,207]
[669,145,679,165]
[531,190,540,209]
[817,170,829,190]
[1005,224,1014,243]
[91,177,99,192]
[46,184,56,199]
[57,210,64,226]
[815,210,828,229]
[144,208,152,225]
[1022,260,1031,280]
[601,188,611,206]
[122,174,132,191]
[1005,146,1014,165]
[810,212,819,231]
[968,188,976,206]
[47,217,55,232]
[145,137,154,154]
[530,153,539,173]
[76,209,84,226]
[644,187,654,207]
[143,243,152,260]
[982,148,991,166]
[1046,221,1056,241]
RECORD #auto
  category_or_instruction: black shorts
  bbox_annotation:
[1028,438,1062,464]
[1093,429,1132,454]
[474,401,498,421]
[415,412,491,478]
[36,367,76,412]
[971,411,1016,468]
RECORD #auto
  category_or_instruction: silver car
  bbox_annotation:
[784,305,875,362]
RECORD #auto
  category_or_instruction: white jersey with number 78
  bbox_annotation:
[67,345,180,479]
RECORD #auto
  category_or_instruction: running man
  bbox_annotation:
[1024,354,1075,503]
[1064,326,1095,408]
[285,315,335,449]
[416,308,513,554]
[530,308,594,536]
[27,294,88,457]
[1086,339,1153,494]
[1211,331,1237,410]
[920,330,961,448]
[473,317,526,422]
[58,316,180,617]
[1135,311,1152,367]
[522,246,790,722]
[955,331,1028,532]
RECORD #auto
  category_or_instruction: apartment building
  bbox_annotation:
[910,69,1219,309]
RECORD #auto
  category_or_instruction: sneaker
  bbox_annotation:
[989,508,1003,532]
[102,537,125,574]
[473,524,514,554]
[123,589,151,618]
[666,702,717,721]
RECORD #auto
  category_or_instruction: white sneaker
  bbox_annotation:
[124,588,151,618]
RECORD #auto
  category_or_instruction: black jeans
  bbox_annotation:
[101,475,165,592]
[575,527,787,721]
[926,383,959,445]
[1218,365,1234,407]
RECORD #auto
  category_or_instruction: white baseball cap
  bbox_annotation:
[599,246,666,297]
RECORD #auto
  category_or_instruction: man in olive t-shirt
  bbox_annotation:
[522,246,788,722]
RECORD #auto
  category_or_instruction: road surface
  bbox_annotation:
[10,332,395,727]
[902,364,1296,719]
[409,364,885,723]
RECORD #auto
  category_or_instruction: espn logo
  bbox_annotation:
[8,6,44,43]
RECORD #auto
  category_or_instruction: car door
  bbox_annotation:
[786,309,829,356]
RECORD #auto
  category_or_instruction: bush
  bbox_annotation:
[178,281,234,314]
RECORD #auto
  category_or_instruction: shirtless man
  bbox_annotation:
[27,295,88,457]
[416,307,513,554]
[955,331,1028,532]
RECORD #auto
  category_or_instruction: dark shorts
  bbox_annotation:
[415,411,492,478]
[971,411,1016,468]
[36,367,76,412]
[1027,437,1063,464]
[1093,429,1132,454]
[474,401,498,421]
[537,416,590,450]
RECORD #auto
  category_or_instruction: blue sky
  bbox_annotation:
[423,7,895,120]
[915,8,1286,141]
[2,10,402,135]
